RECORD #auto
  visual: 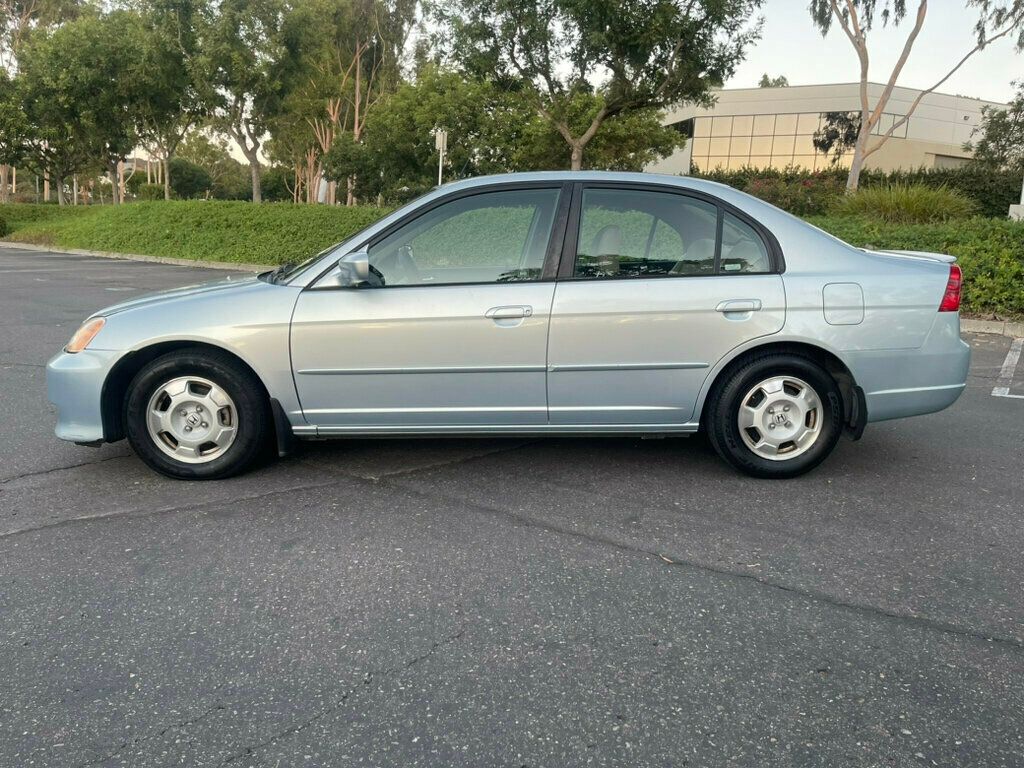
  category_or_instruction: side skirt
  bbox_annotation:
[292,422,701,438]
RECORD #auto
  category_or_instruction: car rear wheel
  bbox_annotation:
[124,349,271,480]
[706,354,843,479]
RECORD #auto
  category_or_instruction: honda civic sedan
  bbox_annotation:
[47,172,970,479]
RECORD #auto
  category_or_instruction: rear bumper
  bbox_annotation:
[845,314,970,423]
[46,349,120,443]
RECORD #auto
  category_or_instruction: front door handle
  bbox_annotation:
[485,305,533,320]
[716,299,762,313]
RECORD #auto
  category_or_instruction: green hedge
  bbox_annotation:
[0,201,389,265]
[811,215,1024,317]
[697,166,1022,218]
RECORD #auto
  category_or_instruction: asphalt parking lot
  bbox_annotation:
[1,246,1022,768]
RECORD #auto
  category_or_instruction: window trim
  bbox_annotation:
[307,182,572,291]
[556,181,785,282]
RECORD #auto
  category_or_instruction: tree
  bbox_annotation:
[758,73,789,87]
[167,157,212,197]
[13,11,145,204]
[322,67,685,203]
[965,80,1024,171]
[133,0,211,201]
[436,0,764,170]
[813,111,861,164]
[809,0,1024,190]
[278,0,417,204]
[201,0,290,203]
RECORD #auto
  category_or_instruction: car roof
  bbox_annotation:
[437,171,736,197]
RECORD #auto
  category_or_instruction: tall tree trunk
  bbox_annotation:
[0,165,9,203]
[56,176,66,205]
[108,163,120,205]
[241,148,261,204]
[43,172,50,202]
[570,144,583,171]
[163,157,171,200]
[846,119,873,192]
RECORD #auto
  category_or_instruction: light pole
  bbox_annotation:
[1011,170,1024,220]
[435,130,448,186]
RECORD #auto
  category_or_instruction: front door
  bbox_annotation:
[546,185,786,426]
[290,185,567,431]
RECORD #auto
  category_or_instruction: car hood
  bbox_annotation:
[91,273,267,318]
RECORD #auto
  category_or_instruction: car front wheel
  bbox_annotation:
[124,349,271,480]
[706,354,843,479]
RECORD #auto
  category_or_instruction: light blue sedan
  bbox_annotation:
[47,172,970,479]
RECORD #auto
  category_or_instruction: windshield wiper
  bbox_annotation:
[268,262,296,284]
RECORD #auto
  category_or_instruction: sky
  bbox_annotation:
[729,1,1022,104]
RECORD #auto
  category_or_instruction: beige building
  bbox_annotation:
[647,82,1006,175]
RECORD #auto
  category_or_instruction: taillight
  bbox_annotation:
[938,264,962,312]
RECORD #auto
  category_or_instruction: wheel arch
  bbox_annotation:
[100,340,274,444]
[697,340,864,434]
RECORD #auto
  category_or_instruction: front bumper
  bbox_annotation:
[46,349,121,443]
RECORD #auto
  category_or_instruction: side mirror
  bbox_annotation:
[323,250,371,288]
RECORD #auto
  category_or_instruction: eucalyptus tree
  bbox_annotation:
[808,0,1024,190]
[279,0,417,204]
[133,0,212,200]
[200,0,292,203]
[435,0,764,170]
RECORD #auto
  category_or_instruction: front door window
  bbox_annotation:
[368,188,560,286]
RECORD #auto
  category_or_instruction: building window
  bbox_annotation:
[688,110,910,173]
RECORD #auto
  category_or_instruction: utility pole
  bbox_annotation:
[435,130,448,186]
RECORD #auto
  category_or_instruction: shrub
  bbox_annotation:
[695,164,1021,218]
[742,172,844,216]
[0,214,8,237]
[811,215,1024,317]
[832,184,979,223]
[168,158,213,199]
[137,183,166,201]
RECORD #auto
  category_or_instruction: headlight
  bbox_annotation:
[65,317,106,353]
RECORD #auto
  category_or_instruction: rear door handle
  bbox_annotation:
[716,299,762,313]
[485,305,533,319]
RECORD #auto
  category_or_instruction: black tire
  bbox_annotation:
[124,348,272,480]
[706,353,843,479]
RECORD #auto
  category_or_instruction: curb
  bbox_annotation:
[0,241,270,273]
[2,240,1022,338]
[962,317,1024,339]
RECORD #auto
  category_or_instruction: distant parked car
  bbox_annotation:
[47,172,970,480]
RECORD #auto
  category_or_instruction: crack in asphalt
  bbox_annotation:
[0,476,344,540]
[216,624,467,766]
[74,698,227,768]
[382,476,1024,652]
[0,453,131,486]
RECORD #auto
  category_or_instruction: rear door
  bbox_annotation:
[546,184,786,426]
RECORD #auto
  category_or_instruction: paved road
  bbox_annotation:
[1,247,1022,768]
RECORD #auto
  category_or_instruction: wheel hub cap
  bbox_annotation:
[146,376,238,464]
[737,375,823,461]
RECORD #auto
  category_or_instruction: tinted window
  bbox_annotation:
[720,212,771,273]
[368,188,559,286]
[574,189,719,279]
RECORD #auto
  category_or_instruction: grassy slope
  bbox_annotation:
[0,202,389,266]
[2,202,1021,317]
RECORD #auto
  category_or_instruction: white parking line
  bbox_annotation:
[992,338,1024,399]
